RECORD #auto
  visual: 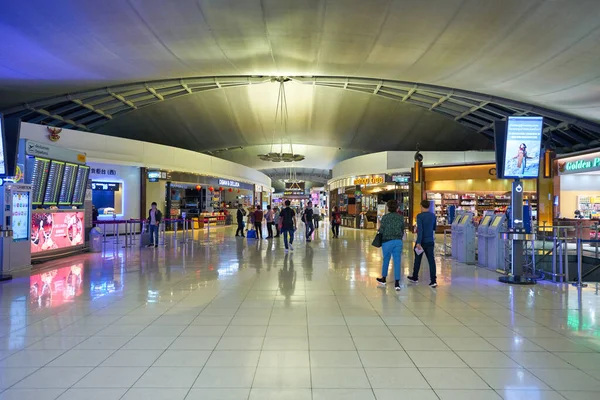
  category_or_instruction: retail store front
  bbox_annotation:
[555,151,600,242]
[146,170,255,229]
[328,174,411,229]
[422,164,537,233]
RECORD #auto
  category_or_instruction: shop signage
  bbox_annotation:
[25,140,86,165]
[91,182,120,191]
[559,154,600,174]
[354,175,384,185]
[91,168,117,176]
[391,175,410,184]
[147,170,169,182]
[218,178,240,187]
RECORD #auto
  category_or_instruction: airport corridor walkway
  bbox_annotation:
[1,226,600,400]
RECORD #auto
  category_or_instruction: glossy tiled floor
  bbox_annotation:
[1,225,600,400]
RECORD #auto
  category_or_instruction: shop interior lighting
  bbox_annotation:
[257,77,305,163]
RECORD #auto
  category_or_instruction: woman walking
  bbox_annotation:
[376,200,405,291]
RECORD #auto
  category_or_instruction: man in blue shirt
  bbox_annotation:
[408,200,438,288]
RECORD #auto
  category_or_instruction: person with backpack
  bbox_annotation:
[302,201,315,242]
[375,200,405,291]
[279,200,297,251]
[331,206,341,238]
[235,204,246,237]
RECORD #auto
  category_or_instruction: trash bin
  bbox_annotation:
[89,227,103,253]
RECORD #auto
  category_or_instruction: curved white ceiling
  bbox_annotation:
[1,0,600,165]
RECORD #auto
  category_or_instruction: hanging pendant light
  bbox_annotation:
[257,77,305,163]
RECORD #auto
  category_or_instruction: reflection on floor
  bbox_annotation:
[1,225,600,400]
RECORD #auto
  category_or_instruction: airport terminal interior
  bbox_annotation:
[1,1,600,399]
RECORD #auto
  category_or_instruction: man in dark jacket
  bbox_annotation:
[303,202,315,242]
[408,200,438,287]
[147,202,162,248]
[235,204,246,237]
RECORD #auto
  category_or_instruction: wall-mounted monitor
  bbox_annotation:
[502,116,544,179]
[43,160,65,205]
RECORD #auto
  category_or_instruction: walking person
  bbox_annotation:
[408,200,438,287]
[146,202,162,248]
[313,205,320,229]
[273,207,281,237]
[331,206,341,238]
[254,205,264,239]
[303,202,315,242]
[280,200,297,251]
[235,204,246,237]
[265,205,275,238]
[376,200,405,291]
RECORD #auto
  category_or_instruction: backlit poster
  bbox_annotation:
[11,191,30,241]
[502,116,543,179]
[29,264,83,310]
[31,211,85,254]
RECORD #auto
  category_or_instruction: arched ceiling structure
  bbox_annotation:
[2,0,600,169]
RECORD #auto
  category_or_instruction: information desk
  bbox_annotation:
[31,209,85,260]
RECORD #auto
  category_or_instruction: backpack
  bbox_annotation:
[335,213,341,225]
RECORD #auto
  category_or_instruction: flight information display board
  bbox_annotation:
[31,157,50,205]
[72,165,90,205]
[43,160,65,205]
[59,163,78,205]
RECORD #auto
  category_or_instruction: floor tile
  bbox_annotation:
[0,389,65,400]
[389,326,436,338]
[498,390,568,399]
[358,350,415,368]
[473,368,551,390]
[249,388,312,400]
[311,367,371,388]
[152,350,210,367]
[121,336,175,350]
[0,350,66,367]
[374,389,438,400]
[73,336,131,350]
[193,367,256,388]
[310,351,362,367]
[0,368,39,390]
[310,337,356,350]
[398,337,450,351]
[262,337,308,350]
[407,351,467,367]
[434,389,502,399]
[14,367,93,389]
[456,351,521,368]
[216,337,264,350]
[169,336,220,350]
[100,349,163,367]
[56,388,127,400]
[185,388,250,399]
[206,350,261,367]
[73,367,147,388]
[555,352,600,370]
[313,388,377,400]
[47,349,114,367]
[181,325,227,337]
[420,368,489,389]
[253,367,311,388]
[505,351,576,369]
[528,369,600,391]
[121,388,188,400]
[134,366,202,388]
[559,391,600,400]
[353,337,402,351]
[258,350,310,367]
[365,367,429,389]
[442,338,497,351]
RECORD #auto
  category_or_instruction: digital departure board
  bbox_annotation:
[59,163,78,205]
[72,165,90,205]
[43,160,65,205]
[31,157,50,205]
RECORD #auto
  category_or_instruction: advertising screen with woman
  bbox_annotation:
[502,116,544,179]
